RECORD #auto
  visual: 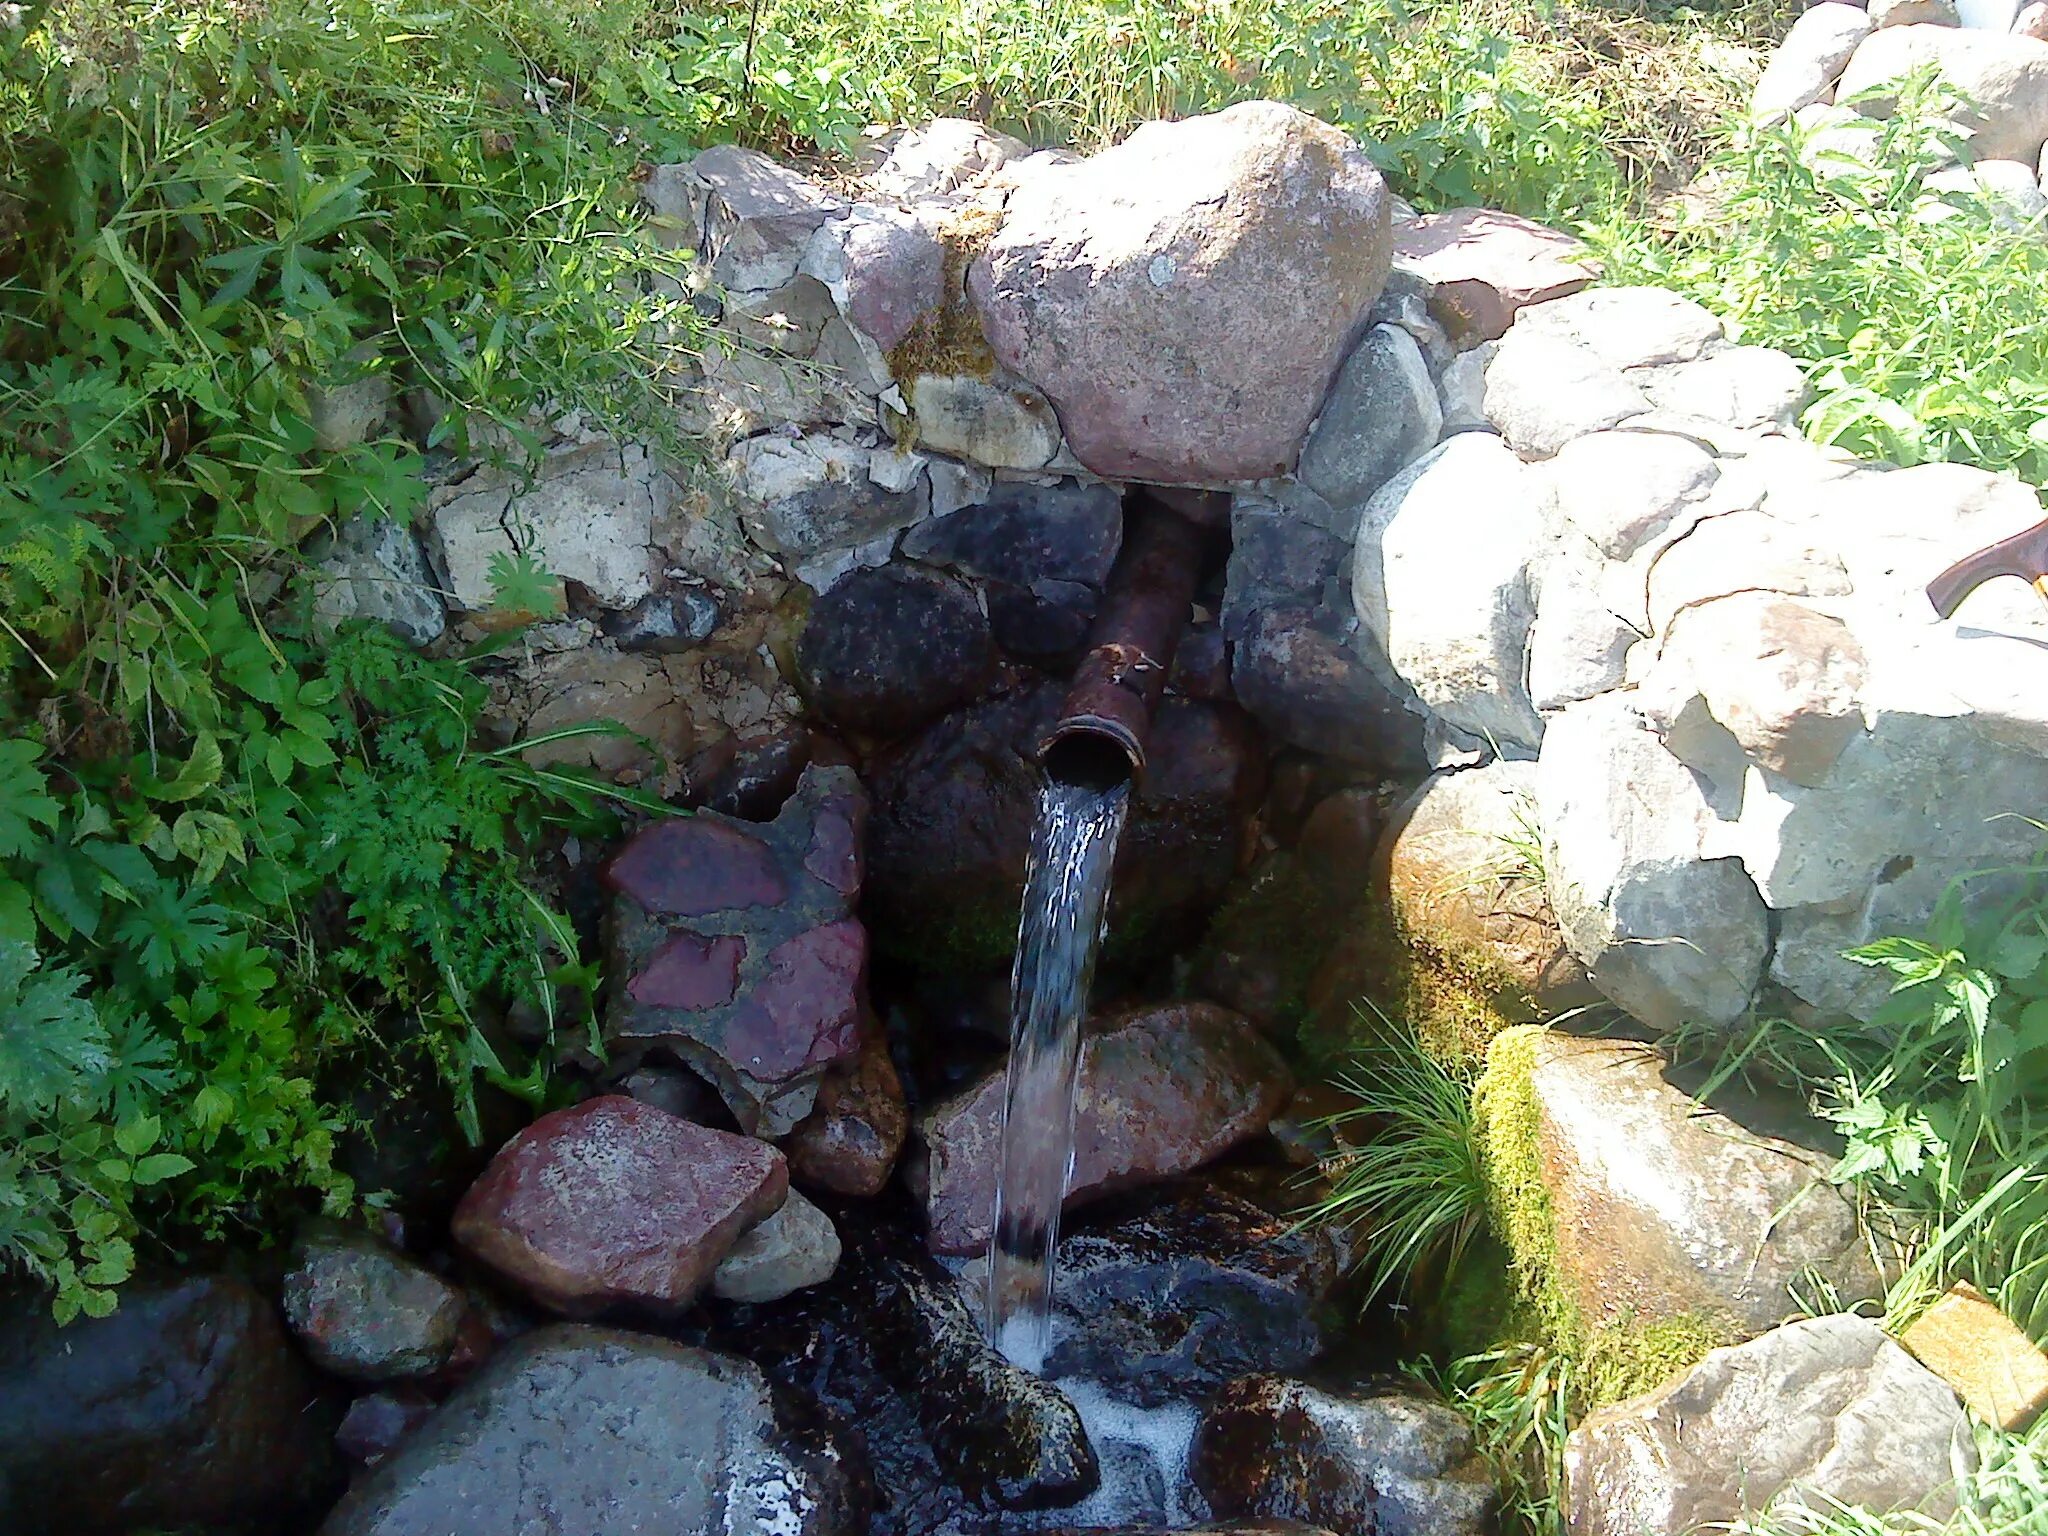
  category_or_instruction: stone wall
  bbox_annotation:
[318,96,2048,1040]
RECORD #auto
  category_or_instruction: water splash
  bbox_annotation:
[984,768,1131,1372]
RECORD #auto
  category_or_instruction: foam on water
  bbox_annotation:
[1044,1378,1204,1529]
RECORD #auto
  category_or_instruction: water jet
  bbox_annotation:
[984,489,1217,1370]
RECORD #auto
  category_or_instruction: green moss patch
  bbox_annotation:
[1305,896,1517,1076]
[1472,1025,1723,1408]
[885,200,1005,385]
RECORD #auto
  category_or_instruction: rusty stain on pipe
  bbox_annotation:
[1926,515,2048,618]
[1041,489,1217,784]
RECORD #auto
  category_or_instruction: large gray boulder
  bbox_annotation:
[1298,322,1443,509]
[1837,24,2048,164]
[1352,435,1550,753]
[969,101,1392,482]
[1566,1315,1974,1536]
[1752,3,1875,123]
[1537,691,1770,1031]
[319,1327,861,1536]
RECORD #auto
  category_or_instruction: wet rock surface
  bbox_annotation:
[1566,1315,1975,1536]
[0,1275,338,1536]
[723,1212,1100,1528]
[917,1003,1293,1255]
[606,763,871,1130]
[320,1326,862,1536]
[336,1391,438,1467]
[1031,1183,1344,1401]
[785,1027,911,1197]
[451,1095,789,1315]
[864,684,1264,970]
[1193,1377,1495,1536]
[283,1220,469,1383]
[799,564,995,735]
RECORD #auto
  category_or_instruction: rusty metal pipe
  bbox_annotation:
[1927,515,2048,618]
[1040,489,1217,785]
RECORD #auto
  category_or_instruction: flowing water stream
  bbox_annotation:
[983,762,1132,1372]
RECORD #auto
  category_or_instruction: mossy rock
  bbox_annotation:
[885,199,1005,386]
[1469,1024,1882,1409]
[1470,1025,1724,1407]
[1302,894,1519,1076]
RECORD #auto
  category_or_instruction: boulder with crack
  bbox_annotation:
[604,763,871,1133]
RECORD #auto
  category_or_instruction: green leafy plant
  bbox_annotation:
[1413,1342,1575,1536]
[1597,74,2048,488]
[0,0,702,1318]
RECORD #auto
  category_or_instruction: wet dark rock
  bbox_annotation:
[864,682,1263,971]
[606,764,871,1131]
[785,1028,910,1197]
[1033,1183,1343,1401]
[902,480,1123,660]
[1193,1377,1495,1536]
[1172,620,1235,701]
[601,586,722,653]
[799,564,996,735]
[451,1095,789,1315]
[917,1004,1294,1256]
[1038,1526,1337,1536]
[620,1059,736,1127]
[716,1207,1097,1533]
[319,1326,862,1536]
[685,724,817,820]
[0,1275,339,1536]
[1191,852,1338,1034]
[1224,498,1425,770]
[283,1220,468,1383]
[863,1240,1099,1509]
[337,1390,437,1466]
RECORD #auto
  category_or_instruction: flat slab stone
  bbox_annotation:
[1392,207,1595,345]
[605,765,871,1132]
[318,1327,859,1536]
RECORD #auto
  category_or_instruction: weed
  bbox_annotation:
[1597,76,2048,490]
[0,0,698,1319]
[1307,1004,1490,1305]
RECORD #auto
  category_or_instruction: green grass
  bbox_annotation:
[1597,77,2048,493]
[1306,1004,1490,1305]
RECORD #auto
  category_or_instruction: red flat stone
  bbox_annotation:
[1394,207,1595,345]
[722,920,866,1083]
[450,1096,787,1315]
[629,931,746,1010]
[802,794,865,895]
[604,819,788,916]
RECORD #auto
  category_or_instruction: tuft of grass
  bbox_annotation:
[1414,1342,1576,1536]
[1308,1003,1490,1306]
